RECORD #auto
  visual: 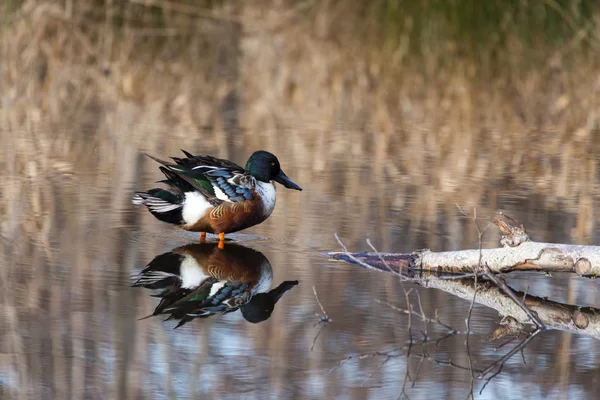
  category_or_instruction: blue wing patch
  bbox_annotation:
[206,169,254,202]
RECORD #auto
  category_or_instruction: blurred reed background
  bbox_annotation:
[2,0,600,398]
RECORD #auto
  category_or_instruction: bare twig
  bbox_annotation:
[415,292,429,338]
[366,238,399,276]
[363,356,392,387]
[313,285,331,322]
[329,350,398,374]
[478,328,542,379]
[399,339,413,398]
[310,323,327,352]
[310,286,332,351]
[435,310,457,333]
[464,207,492,398]
[465,284,477,398]
[479,363,504,395]
[405,288,414,338]
[334,233,388,273]
[376,300,458,334]
[411,355,425,388]
[455,204,487,221]
[330,346,478,376]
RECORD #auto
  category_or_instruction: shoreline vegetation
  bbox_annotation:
[2,0,600,243]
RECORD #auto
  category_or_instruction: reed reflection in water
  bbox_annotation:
[3,133,600,399]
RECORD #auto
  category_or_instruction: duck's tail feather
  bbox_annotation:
[132,189,184,225]
[181,149,194,158]
[150,158,217,200]
[156,166,204,194]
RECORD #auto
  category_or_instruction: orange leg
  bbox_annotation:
[218,232,225,249]
[200,232,207,242]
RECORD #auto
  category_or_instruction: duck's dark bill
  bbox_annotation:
[274,170,302,190]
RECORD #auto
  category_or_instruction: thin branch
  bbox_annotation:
[399,340,414,398]
[362,356,392,387]
[313,285,330,321]
[415,292,429,339]
[334,233,388,273]
[376,300,458,334]
[366,238,400,276]
[329,350,399,374]
[329,336,479,375]
[405,289,414,338]
[478,328,542,379]
[310,323,327,352]
[411,355,425,388]
[465,207,491,397]
[465,286,477,396]
[481,265,546,330]
[310,285,332,351]
[435,310,458,334]
[479,363,504,395]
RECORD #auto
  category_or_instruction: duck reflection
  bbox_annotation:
[133,242,298,328]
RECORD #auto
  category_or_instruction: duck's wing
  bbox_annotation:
[161,281,253,328]
[147,153,256,203]
[171,150,244,170]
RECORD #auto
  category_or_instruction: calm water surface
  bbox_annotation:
[2,134,600,400]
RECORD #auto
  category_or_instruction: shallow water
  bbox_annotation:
[2,134,600,400]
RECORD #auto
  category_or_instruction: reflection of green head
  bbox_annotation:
[240,281,299,323]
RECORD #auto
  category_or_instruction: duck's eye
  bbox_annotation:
[271,162,275,166]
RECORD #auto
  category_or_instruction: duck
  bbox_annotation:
[132,242,299,327]
[132,150,302,246]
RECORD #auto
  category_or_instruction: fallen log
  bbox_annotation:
[327,215,600,382]
[326,252,600,339]
[328,240,600,277]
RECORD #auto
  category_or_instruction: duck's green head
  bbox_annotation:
[245,150,302,190]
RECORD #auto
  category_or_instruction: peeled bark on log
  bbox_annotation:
[327,241,600,277]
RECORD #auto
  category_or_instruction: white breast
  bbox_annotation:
[182,192,213,225]
[255,181,276,217]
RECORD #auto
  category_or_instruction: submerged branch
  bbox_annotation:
[406,275,600,339]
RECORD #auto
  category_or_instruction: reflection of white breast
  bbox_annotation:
[255,181,276,217]
[180,255,210,288]
[253,259,274,294]
[180,255,228,296]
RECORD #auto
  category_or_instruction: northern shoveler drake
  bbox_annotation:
[132,242,299,327]
[132,150,302,245]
